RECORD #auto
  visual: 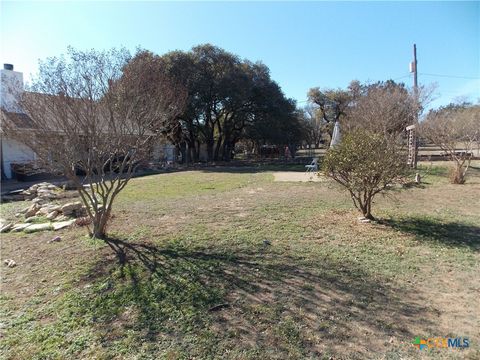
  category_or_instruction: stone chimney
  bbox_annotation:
[1,64,24,113]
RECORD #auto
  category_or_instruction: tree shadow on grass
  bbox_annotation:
[380,217,480,251]
[78,238,434,358]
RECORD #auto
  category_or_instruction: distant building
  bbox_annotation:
[1,64,37,179]
[1,64,179,180]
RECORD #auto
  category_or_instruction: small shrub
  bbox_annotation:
[323,130,410,220]
[420,104,479,184]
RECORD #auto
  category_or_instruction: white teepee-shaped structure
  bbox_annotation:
[330,121,341,148]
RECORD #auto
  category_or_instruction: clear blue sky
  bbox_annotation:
[1,1,479,110]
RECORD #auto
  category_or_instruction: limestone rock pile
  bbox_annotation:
[1,182,88,233]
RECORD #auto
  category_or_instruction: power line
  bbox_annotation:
[438,90,480,95]
[392,73,411,81]
[419,72,480,80]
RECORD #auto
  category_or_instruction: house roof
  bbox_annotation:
[1,91,73,132]
[1,109,35,130]
[2,91,167,136]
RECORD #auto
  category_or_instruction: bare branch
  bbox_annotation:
[2,48,186,238]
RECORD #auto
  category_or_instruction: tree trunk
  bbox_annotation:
[178,143,186,164]
[363,198,375,220]
[91,208,110,239]
[451,163,466,184]
[203,120,215,162]
[288,143,296,158]
[214,136,222,161]
[187,145,194,164]
[194,140,200,162]
[222,141,232,161]
[229,139,238,160]
[205,141,212,162]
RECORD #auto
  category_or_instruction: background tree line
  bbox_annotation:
[128,44,305,162]
[301,79,422,147]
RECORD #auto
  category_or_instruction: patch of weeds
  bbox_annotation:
[317,320,332,332]
[0,201,27,220]
[417,164,449,177]
[301,283,315,292]
[274,316,307,357]
[25,215,50,224]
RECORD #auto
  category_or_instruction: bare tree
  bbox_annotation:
[420,104,480,184]
[2,48,186,238]
[343,81,419,139]
[302,104,326,148]
[307,81,433,145]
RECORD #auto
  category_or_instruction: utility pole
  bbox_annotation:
[408,43,419,169]
[413,44,418,92]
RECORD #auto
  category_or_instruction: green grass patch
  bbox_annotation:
[1,167,479,359]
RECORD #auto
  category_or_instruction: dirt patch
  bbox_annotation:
[273,171,326,182]
[1,228,104,308]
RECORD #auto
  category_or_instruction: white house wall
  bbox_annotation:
[1,136,36,179]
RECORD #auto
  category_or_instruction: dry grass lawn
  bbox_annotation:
[1,161,479,359]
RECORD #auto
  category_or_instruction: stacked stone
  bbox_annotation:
[1,194,87,234]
